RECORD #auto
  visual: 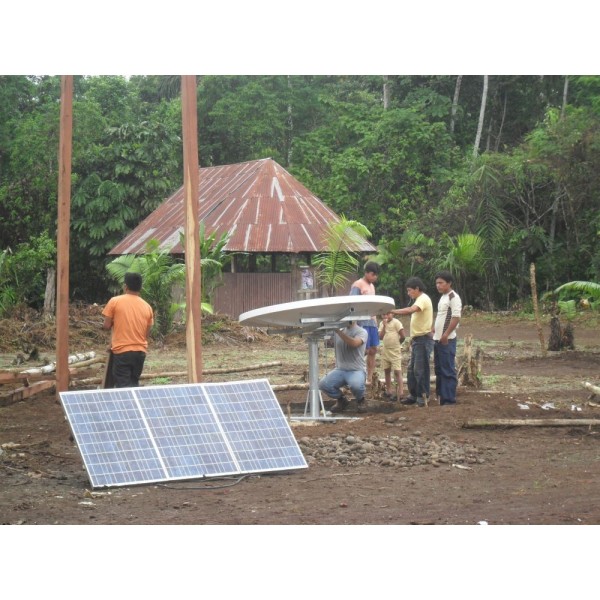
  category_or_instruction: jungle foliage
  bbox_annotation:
[1,74,599,311]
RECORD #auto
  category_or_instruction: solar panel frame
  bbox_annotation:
[59,379,307,488]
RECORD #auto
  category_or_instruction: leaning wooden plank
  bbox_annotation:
[0,380,55,406]
[463,418,600,428]
[102,351,114,389]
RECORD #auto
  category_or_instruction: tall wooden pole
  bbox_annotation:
[56,75,73,393]
[181,75,203,382]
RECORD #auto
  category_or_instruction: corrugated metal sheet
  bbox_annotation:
[212,272,354,319]
[109,158,376,255]
[213,273,295,318]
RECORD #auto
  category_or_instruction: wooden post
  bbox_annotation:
[529,263,547,357]
[56,75,73,394]
[181,75,203,382]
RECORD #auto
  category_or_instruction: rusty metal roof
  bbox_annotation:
[109,158,376,255]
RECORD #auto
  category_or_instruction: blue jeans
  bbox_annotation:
[407,335,434,402]
[434,338,457,404]
[319,369,366,401]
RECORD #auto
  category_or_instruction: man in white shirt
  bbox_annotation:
[432,270,462,405]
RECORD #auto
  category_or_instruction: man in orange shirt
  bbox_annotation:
[102,272,154,388]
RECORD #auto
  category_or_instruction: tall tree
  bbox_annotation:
[473,75,489,159]
[383,75,391,110]
[450,75,462,134]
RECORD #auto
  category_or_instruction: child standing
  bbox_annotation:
[378,311,406,401]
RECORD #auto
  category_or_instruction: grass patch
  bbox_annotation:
[149,377,172,385]
[482,374,502,387]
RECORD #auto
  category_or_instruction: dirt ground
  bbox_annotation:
[1,310,600,527]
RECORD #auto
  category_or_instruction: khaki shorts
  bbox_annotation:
[381,347,402,371]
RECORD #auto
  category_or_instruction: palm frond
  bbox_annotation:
[553,280,600,299]
[314,216,371,294]
[558,299,577,319]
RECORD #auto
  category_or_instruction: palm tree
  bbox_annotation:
[180,224,231,307]
[312,216,372,297]
[436,233,486,305]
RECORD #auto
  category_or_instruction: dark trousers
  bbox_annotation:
[434,339,457,404]
[407,335,434,402]
[112,351,146,388]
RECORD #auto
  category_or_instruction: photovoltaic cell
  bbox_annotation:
[59,379,307,488]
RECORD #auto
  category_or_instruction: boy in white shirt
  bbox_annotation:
[432,270,462,405]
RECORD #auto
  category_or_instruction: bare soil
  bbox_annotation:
[1,309,600,526]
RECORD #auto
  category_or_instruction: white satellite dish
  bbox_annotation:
[239,295,396,421]
[239,295,395,329]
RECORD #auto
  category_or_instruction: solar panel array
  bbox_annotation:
[59,379,307,488]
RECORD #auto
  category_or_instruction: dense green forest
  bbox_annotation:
[0,75,599,313]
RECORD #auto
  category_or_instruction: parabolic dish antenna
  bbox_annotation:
[239,295,396,421]
[239,295,396,331]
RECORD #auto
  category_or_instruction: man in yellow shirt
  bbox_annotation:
[392,276,433,407]
[102,272,154,388]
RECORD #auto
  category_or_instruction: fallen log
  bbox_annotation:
[463,418,600,428]
[583,382,600,396]
[271,383,309,391]
[0,364,103,385]
[74,377,309,389]
[138,361,283,379]
[75,361,285,387]
[74,377,103,386]
[69,356,104,369]
[204,361,282,374]
[15,351,97,375]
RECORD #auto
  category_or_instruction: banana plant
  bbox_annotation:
[551,280,600,311]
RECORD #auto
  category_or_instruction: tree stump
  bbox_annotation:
[457,333,482,388]
[548,316,575,351]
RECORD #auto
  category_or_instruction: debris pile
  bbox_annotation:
[297,432,491,468]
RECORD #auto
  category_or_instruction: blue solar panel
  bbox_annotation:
[59,379,307,488]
